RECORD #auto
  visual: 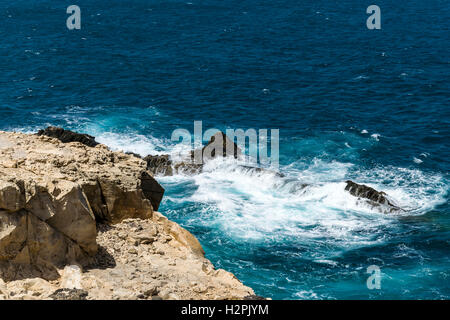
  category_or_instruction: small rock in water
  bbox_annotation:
[345,180,403,213]
[49,288,88,300]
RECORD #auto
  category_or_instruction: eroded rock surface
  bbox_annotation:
[0,130,163,279]
[0,216,254,300]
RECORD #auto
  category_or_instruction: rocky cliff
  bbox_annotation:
[0,130,254,300]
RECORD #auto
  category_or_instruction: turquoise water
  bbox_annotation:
[0,0,448,299]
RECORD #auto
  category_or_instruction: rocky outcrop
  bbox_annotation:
[0,130,163,279]
[191,131,242,160]
[144,132,244,176]
[0,130,254,300]
[345,180,403,213]
[37,127,99,148]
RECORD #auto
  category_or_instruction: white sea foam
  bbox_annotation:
[95,131,167,156]
[14,128,447,249]
[371,133,381,141]
[159,150,448,247]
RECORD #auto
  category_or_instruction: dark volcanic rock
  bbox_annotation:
[345,180,403,213]
[37,126,98,147]
[144,132,280,178]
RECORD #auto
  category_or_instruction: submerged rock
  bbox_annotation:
[37,126,98,147]
[345,180,403,213]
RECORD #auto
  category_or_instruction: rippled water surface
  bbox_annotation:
[0,0,448,299]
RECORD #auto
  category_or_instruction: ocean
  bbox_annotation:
[0,0,448,299]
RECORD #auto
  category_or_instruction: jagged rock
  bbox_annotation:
[144,132,248,177]
[0,209,88,281]
[144,155,203,176]
[37,127,98,147]
[345,180,403,213]
[191,131,242,161]
[49,288,88,300]
[144,155,173,176]
[77,217,253,300]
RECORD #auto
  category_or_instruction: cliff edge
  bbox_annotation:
[0,130,254,300]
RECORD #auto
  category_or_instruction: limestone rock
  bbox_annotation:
[60,265,82,289]
[80,217,254,300]
[0,130,164,278]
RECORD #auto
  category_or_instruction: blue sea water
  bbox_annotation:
[0,0,449,299]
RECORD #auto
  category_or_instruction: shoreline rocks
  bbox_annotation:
[0,129,254,299]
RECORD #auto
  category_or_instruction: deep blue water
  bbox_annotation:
[0,0,449,299]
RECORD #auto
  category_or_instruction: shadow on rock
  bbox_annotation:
[84,244,116,270]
